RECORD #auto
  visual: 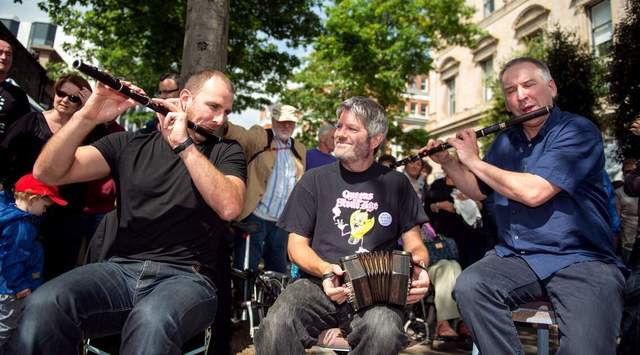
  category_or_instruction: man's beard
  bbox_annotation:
[335,141,370,164]
[273,127,292,142]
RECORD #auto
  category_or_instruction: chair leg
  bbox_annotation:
[84,339,112,355]
[183,326,213,355]
[472,342,480,355]
[537,326,549,355]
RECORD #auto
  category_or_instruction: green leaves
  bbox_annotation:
[284,0,480,149]
[39,0,322,111]
[610,1,640,159]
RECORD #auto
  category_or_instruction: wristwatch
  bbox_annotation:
[173,137,194,154]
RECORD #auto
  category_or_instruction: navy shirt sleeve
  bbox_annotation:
[527,117,602,195]
[478,137,500,197]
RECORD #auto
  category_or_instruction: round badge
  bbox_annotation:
[378,212,392,227]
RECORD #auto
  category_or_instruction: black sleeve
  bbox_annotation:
[0,83,31,131]
[0,114,35,182]
[211,140,247,182]
[1,113,34,151]
[91,131,132,172]
[13,88,31,120]
[277,175,317,239]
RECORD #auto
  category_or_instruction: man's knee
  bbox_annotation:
[256,280,323,348]
[452,268,487,304]
[352,306,403,346]
[258,285,308,332]
[23,281,73,321]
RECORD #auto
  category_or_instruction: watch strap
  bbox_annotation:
[172,137,194,154]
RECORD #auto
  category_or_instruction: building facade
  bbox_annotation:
[0,23,52,107]
[401,74,431,129]
[423,0,628,141]
[0,16,67,69]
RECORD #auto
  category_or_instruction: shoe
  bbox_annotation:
[457,338,473,351]
[458,321,472,339]
[435,320,459,340]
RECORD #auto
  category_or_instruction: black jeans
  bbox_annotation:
[254,278,406,355]
[453,251,624,355]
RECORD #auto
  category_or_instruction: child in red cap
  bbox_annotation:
[0,173,67,346]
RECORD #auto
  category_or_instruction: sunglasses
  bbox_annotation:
[56,90,82,104]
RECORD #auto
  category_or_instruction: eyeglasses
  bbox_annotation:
[56,90,82,104]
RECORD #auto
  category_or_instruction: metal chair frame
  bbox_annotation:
[471,301,556,355]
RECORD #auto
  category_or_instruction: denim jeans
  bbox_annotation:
[0,295,23,350]
[233,213,288,273]
[453,251,624,355]
[254,278,406,355]
[5,257,217,355]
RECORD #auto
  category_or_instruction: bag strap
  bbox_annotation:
[247,129,274,165]
[247,128,302,164]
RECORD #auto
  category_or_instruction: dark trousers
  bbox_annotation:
[619,267,640,355]
[232,213,288,273]
[254,278,406,355]
[5,257,217,355]
[453,251,624,355]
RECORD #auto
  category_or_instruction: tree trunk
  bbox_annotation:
[181,0,229,85]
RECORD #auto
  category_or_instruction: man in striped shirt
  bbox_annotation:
[224,104,306,274]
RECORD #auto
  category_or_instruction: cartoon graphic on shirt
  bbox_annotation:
[332,190,384,253]
[348,210,375,246]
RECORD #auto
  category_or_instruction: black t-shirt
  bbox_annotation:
[91,131,246,274]
[0,80,31,139]
[277,161,428,275]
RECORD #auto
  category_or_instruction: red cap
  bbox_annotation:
[14,173,68,206]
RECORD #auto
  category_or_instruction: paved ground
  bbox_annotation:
[87,317,558,354]
[231,322,559,355]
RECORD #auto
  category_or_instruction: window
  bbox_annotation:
[513,5,550,41]
[1,19,20,37]
[482,58,494,102]
[420,103,427,116]
[446,79,456,115]
[589,0,612,56]
[28,22,57,47]
[410,102,417,114]
[420,78,427,91]
[484,0,495,17]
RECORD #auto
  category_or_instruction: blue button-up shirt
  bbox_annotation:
[254,138,297,222]
[479,107,622,279]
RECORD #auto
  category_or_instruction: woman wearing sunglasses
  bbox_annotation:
[0,74,93,190]
[0,74,119,280]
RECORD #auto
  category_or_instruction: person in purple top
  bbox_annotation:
[426,57,624,355]
[305,123,336,170]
